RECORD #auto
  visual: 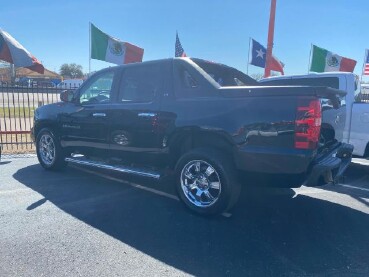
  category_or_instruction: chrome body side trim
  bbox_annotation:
[65,157,161,179]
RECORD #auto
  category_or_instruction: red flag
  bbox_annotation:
[124,42,144,64]
[269,55,284,75]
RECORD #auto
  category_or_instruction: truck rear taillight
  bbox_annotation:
[295,98,322,149]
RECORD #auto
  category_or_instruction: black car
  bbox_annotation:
[32,58,353,215]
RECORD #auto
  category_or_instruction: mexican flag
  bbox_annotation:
[90,23,144,65]
[310,45,356,73]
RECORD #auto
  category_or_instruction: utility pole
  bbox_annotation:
[264,0,277,78]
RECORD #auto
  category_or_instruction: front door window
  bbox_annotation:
[79,71,115,104]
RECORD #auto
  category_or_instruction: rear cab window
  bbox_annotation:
[173,59,257,99]
[191,58,258,87]
[173,61,205,98]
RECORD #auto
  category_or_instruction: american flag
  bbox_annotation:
[364,49,369,75]
[175,32,186,57]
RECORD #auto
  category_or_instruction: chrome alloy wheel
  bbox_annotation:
[180,160,222,208]
[38,134,56,166]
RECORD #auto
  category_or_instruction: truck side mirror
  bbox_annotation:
[60,90,75,102]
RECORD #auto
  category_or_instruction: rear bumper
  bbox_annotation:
[304,143,353,186]
[234,146,314,174]
[234,142,353,187]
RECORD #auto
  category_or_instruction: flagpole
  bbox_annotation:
[10,63,15,85]
[89,22,91,75]
[246,37,251,75]
[360,49,367,84]
[264,0,276,78]
[308,43,313,73]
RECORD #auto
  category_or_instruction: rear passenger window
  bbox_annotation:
[119,65,163,102]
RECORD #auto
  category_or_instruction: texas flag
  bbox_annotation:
[250,38,284,75]
[0,29,44,74]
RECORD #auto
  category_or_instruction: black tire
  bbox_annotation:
[36,128,67,171]
[175,148,241,215]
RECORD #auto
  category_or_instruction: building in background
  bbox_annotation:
[0,65,61,86]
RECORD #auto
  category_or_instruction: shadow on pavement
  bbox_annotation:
[13,164,369,276]
[320,164,369,209]
[345,163,369,181]
[26,197,47,210]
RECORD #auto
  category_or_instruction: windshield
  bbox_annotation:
[191,58,258,87]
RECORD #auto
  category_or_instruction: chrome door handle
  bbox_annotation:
[138,112,156,118]
[92,113,106,117]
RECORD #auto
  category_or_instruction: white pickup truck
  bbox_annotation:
[260,72,369,158]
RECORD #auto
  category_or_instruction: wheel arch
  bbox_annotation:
[34,120,60,140]
[168,128,236,167]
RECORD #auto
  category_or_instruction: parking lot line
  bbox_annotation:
[351,158,369,166]
[337,184,369,193]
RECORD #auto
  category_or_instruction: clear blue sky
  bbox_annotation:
[1,0,368,79]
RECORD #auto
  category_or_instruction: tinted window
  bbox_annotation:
[118,65,162,102]
[191,58,258,86]
[79,71,114,104]
[174,62,209,98]
[179,66,198,89]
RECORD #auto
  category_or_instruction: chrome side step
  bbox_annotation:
[65,156,161,179]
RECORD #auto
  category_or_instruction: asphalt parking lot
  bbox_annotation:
[1,157,369,276]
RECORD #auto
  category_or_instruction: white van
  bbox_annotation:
[57,79,83,89]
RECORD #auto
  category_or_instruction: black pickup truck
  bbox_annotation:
[32,58,353,215]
